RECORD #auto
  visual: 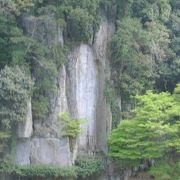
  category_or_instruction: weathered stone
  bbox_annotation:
[67,44,98,152]
[57,65,68,113]
[17,100,33,138]
[23,15,64,46]
[15,12,114,166]
[94,15,115,152]
[30,138,72,166]
[15,139,31,165]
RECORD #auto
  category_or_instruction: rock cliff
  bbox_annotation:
[15,13,114,166]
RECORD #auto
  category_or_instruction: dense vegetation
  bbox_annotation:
[108,84,180,172]
[107,0,180,178]
[109,0,180,127]
[0,0,179,179]
[0,155,105,179]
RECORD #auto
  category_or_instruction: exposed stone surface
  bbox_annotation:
[16,13,114,166]
[23,15,64,46]
[30,138,72,165]
[57,65,68,113]
[67,44,98,152]
[15,139,31,165]
[17,100,33,138]
[94,15,115,152]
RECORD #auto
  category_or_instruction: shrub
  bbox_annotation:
[149,160,180,180]
[0,66,34,129]
[58,112,86,138]
[0,155,105,179]
[14,164,78,178]
[108,83,180,167]
[67,8,93,42]
[75,155,106,178]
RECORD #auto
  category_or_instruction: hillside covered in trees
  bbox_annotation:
[0,0,179,180]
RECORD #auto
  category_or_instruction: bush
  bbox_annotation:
[67,8,93,42]
[108,83,180,168]
[0,66,34,129]
[75,155,106,178]
[58,112,86,138]
[0,155,105,179]
[149,160,180,180]
[14,164,78,178]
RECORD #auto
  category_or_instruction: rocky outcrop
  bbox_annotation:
[15,12,114,166]
[15,14,72,166]
[15,139,31,165]
[17,100,33,138]
[30,138,71,165]
[66,44,98,152]
[94,15,114,152]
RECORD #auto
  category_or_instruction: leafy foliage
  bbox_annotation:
[0,155,105,179]
[109,0,180,127]
[58,112,86,138]
[0,0,34,15]
[0,132,10,153]
[104,81,121,128]
[0,66,33,129]
[53,0,102,42]
[67,8,93,42]
[149,159,180,180]
[75,155,105,178]
[110,17,155,114]
[14,164,78,178]
[0,11,29,69]
[0,155,16,174]
[155,0,180,92]
[108,83,180,167]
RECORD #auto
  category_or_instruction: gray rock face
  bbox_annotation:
[30,138,72,165]
[23,15,64,46]
[17,100,33,138]
[15,13,114,166]
[15,14,72,166]
[94,15,115,152]
[65,16,115,153]
[67,44,98,152]
[15,139,31,165]
[15,138,72,166]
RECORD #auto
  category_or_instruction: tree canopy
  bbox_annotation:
[108,83,180,167]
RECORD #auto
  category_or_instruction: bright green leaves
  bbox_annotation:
[108,84,180,167]
[75,155,105,178]
[134,91,174,122]
[149,159,180,180]
[58,112,86,138]
[0,66,34,129]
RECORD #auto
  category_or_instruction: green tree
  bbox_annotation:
[58,112,85,138]
[67,8,93,42]
[0,11,30,69]
[0,66,34,129]
[155,1,180,92]
[110,17,154,103]
[0,0,34,15]
[55,0,101,42]
[149,159,180,180]
[108,83,180,167]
